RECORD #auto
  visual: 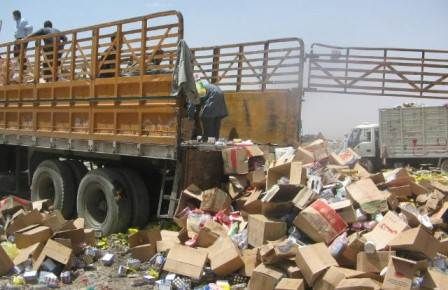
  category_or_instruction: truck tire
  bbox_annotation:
[31,160,76,218]
[116,168,150,228]
[360,158,375,173]
[441,159,448,172]
[63,160,88,186]
[77,168,132,235]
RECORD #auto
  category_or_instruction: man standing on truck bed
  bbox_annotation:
[195,80,228,140]
[28,21,67,82]
[12,10,33,71]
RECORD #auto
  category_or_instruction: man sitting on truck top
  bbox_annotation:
[27,21,67,82]
[194,79,228,140]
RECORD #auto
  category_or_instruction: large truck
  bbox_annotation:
[347,105,448,172]
[1,10,447,235]
[0,11,304,235]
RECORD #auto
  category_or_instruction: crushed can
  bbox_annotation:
[100,253,115,266]
[22,270,38,283]
[60,271,72,284]
[117,265,129,277]
[84,246,101,260]
[43,272,59,288]
[155,279,172,290]
[126,258,141,269]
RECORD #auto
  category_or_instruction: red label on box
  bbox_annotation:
[311,199,348,235]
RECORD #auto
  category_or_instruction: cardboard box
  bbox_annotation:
[292,187,315,210]
[128,229,162,248]
[6,209,43,235]
[293,147,315,164]
[383,168,413,187]
[130,243,155,262]
[382,256,418,290]
[274,278,304,290]
[248,169,266,188]
[31,199,51,212]
[240,248,260,277]
[388,185,412,199]
[200,188,231,213]
[335,278,381,290]
[163,245,208,280]
[387,226,440,259]
[260,239,298,265]
[260,184,296,218]
[278,261,302,279]
[156,230,180,252]
[267,162,306,189]
[314,266,373,290]
[303,139,329,161]
[338,233,366,267]
[293,199,347,244]
[295,242,338,286]
[222,147,249,175]
[248,214,287,247]
[83,229,96,246]
[53,228,85,254]
[42,210,66,233]
[14,242,44,266]
[15,225,51,249]
[207,237,244,276]
[335,148,361,166]
[196,227,219,248]
[33,239,73,271]
[0,244,14,275]
[248,263,284,290]
[240,189,262,214]
[329,200,357,224]
[362,211,409,251]
[346,179,388,214]
[370,172,385,185]
[356,251,395,273]
[422,268,448,289]
[173,185,203,228]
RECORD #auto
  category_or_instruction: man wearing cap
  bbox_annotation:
[195,80,228,140]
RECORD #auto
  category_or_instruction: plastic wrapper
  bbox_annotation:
[231,229,248,249]
[329,232,348,257]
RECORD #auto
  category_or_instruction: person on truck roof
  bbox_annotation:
[12,10,33,71]
[195,79,228,140]
[28,20,67,82]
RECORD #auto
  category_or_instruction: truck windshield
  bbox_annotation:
[347,128,361,148]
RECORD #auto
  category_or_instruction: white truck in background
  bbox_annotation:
[347,105,448,172]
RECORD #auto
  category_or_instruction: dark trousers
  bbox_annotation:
[201,117,222,140]
[42,48,62,81]
[13,41,28,71]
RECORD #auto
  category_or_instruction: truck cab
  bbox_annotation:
[346,123,379,171]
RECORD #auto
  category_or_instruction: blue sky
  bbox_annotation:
[1,0,447,138]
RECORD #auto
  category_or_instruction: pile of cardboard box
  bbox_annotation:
[160,139,448,289]
[0,139,447,289]
[0,198,96,287]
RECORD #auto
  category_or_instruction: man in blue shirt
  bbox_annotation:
[12,10,33,71]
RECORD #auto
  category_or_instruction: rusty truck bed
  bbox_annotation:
[0,11,305,160]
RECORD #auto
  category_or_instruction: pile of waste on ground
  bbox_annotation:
[0,139,447,289]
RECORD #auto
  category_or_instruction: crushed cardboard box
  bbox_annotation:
[163,244,208,280]
[295,242,338,286]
